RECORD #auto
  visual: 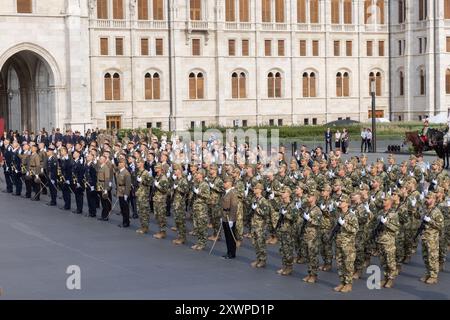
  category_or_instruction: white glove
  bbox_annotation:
[447,199,450,207]
[381,192,385,199]
[364,203,371,213]
[320,204,326,210]
[256,175,261,181]
[387,166,392,173]
[209,182,214,188]
[172,174,177,180]
[173,184,178,190]
[294,150,298,156]
[338,217,345,226]
[409,171,414,177]
[137,177,142,183]
[269,193,274,200]
[51,179,55,185]
[281,209,287,215]
[432,179,437,185]
[41,168,44,173]
[35,175,39,179]
[65,180,70,185]
[246,182,251,189]
[328,204,334,212]
[252,203,258,210]
[380,216,387,224]
[303,212,310,221]
[90,186,95,191]
[76,183,81,188]
[26,172,30,176]
[398,178,403,185]
[193,187,199,194]
[295,201,302,210]
[361,170,366,177]
[187,174,192,181]
[124,195,128,201]
[109,181,112,187]
[370,195,376,202]
[228,221,234,228]
[205,177,209,182]
[411,198,417,207]
[154,180,160,187]
[423,215,431,223]
[266,187,271,192]
[426,162,431,170]
[166,171,170,178]
[294,173,299,179]
[419,193,425,201]
[244,189,249,197]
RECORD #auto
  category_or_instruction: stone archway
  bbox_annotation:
[0,48,57,132]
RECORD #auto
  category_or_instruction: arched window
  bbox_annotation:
[104,73,112,100]
[226,0,236,22]
[365,0,385,24]
[297,0,306,23]
[17,0,32,13]
[112,0,124,19]
[190,0,202,20]
[399,71,404,96]
[376,72,382,96]
[336,72,343,97]
[343,72,350,96]
[302,72,317,97]
[239,0,250,22]
[145,73,161,100]
[153,0,164,20]
[310,0,319,23]
[189,72,204,99]
[97,0,108,19]
[343,0,352,24]
[268,72,274,97]
[113,73,121,100]
[420,69,426,95]
[138,0,148,20]
[231,72,247,99]
[446,69,450,94]
[302,72,309,97]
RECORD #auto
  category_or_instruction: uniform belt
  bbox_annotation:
[119,184,125,186]
[223,208,231,212]
[99,180,105,182]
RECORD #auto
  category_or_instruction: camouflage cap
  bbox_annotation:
[223,176,234,183]
[172,163,182,171]
[387,153,395,160]
[340,194,350,203]
[322,184,332,191]
[254,183,264,191]
[312,161,320,167]
[162,163,170,172]
[409,155,417,161]
[371,176,382,184]
[400,161,408,167]
[308,190,320,199]
[282,186,292,194]
[425,192,436,199]
[155,163,162,170]
[296,182,307,190]
[320,159,328,165]
[333,179,343,187]
[209,164,218,171]
[359,183,370,191]
[197,168,206,176]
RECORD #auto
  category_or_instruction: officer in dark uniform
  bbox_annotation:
[72,150,85,214]
[1,139,14,193]
[21,142,32,199]
[127,155,138,219]
[46,146,58,206]
[11,141,23,196]
[84,152,98,217]
[59,147,73,211]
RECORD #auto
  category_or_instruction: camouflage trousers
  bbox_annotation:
[319,228,334,266]
[440,220,450,264]
[137,195,150,230]
[235,201,244,241]
[405,220,421,258]
[173,201,186,241]
[422,233,440,279]
[304,227,320,276]
[154,200,167,232]
[209,203,222,237]
[336,237,356,285]
[244,204,252,233]
[294,223,307,260]
[193,202,208,248]
[395,226,407,265]
[251,217,267,263]
[354,231,367,273]
[278,230,294,268]
[377,237,397,280]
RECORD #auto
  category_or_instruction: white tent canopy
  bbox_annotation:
[426,113,449,124]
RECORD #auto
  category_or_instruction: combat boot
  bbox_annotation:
[302,275,311,282]
[191,244,199,250]
[256,261,266,268]
[334,284,344,292]
[251,261,259,268]
[189,230,195,236]
[420,275,429,282]
[153,231,166,239]
[236,240,242,248]
[281,266,293,276]
[208,235,219,241]
[384,279,394,288]
[170,226,177,232]
[340,284,352,293]
[403,256,411,264]
[243,233,251,239]
[296,257,306,264]
[277,268,285,275]
[321,264,332,272]
[352,271,361,280]
[195,245,205,251]
[425,277,438,285]
[380,279,387,287]
[172,238,185,245]
[439,263,445,272]
[307,275,317,283]
[136,228,148,235]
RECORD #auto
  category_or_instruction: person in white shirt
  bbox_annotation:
[360,128,367,153]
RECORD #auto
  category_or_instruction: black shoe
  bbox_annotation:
[89,215,97,218]
[132,213,139,219]
[222,255,236,260]
[47,202,57,206]
[13,193,21,196]
[31,198,40,201]
[118,223,130,228]
[60,207,70,211]
[97,217,108,221]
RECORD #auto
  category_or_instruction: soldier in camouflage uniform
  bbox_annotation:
[318,184,336,271]
[336,165,353,194]
[191,169,211,251]
[153,164,170,239]
[172,164,190,245]
[386,154,399,190]
[311,161,326,191]
[420,192,445,284]
[352,192,372,279]
[276,187,298,276]
[435,187,449,270]
[232,167,245,245]
[135,158,153,234]
[333,194,359,293]
[250,183,271,268]
[294,183,308,264]
[404,179,423,263]
[374,195,400,288]
[206,165,224,241]
[301,190,322,284]
[243,165,258,238]
[394,185,410,273]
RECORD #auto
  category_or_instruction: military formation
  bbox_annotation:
[1,128,449,293]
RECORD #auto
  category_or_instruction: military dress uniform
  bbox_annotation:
[172,170,189,243]
[97,163,112,219]
[84,160,98,217]
[72,157,85,213]
[207,173,224,240]
[302,198,322,282]
[153,168,170,237]
[276,197,298,275]
[46,151,58,206]
[29,150,41,200]
[11,146,23,196]
[116,167,132,227]
[250,185,271,268]
[192,177,211,250]
[135,167,153,233]
[2,143,14,193]
[221,181,238,259]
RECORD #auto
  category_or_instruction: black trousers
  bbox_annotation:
[119,196,130,226]
[62,183,71,209]
[74,186,84,212]
[222,221,236,258]
[4,170,13,192]
[13,173,22,195]
[361,139,367,153]
[86,189,97,216]
[32,180,40,200]
[128,193,137,216]
[100,191,111,219]
[24,177,32,198]
[325,140,332,154]
[48,180,57,204]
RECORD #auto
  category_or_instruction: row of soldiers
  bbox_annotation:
[1,135,449,293]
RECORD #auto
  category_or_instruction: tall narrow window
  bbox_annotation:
[419,0,427,21]
[310,0,319,23]
[242,40,249,56]
[192,39,201,56]
[331,0,340,24]
[346,41,352,56]
[189,73,197,99]
[302,73,309,97]
[229,39,236,56]
[112,0,124,19]
[376,72,382,96]
[231,72,247,99]
[115,38,124,55]
[367,41,373,56]
[190,0,202,20]
[97,0,108,19]
[138,0,149,20]
[239,0,250,22]
[298,0,306,23]
[399,0,405,23]
[189,72,205,99]
[141,38,149,55]
[364,0,371,24]
[104,73,112,100]
[153,0,164,20]
[268,72,282,98]
[265,40,272,56]
[299,40,307,56]
[262,0,271,22]
[377,0,385,24]
[275,0,285,23]
[343,0,352,24]
[343,72,350,97]
[197,73,204,99]
[399,71,404,96]
[226,0,236,22]
[100,37,109,56]
[369,72,376,94]
[113,73,121,100]
[145,73,153,100]
[145,73,161,100]
[155,38,163,55]
[446,69,450,94]
[446,0,450,19]
[275,72,282,98]
[17,0,32,13]
[312,40,319,56]
[278,40,285,56]
[310,73,317,97]
[420,69,426,95]
[336,72,343,97]
[334,41,340,56]
[379,40,385,56]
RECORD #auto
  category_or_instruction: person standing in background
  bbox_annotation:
[360,128,367,153]
[335,130,341,150]
[324,128,333,154]
[366,129,373,153]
